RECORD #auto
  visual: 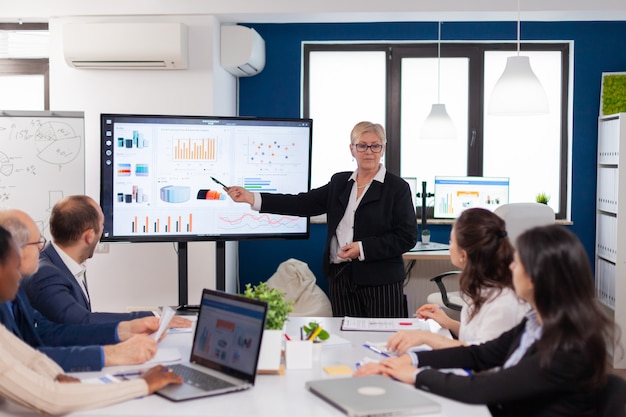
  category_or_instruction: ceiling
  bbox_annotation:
[3,0,626,24]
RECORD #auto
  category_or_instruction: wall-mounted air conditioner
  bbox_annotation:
[221,25,265,77]
[63,22,188,69]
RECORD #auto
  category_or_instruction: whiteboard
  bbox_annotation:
[0,111,85,238]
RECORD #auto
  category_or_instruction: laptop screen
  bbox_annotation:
[190,289,267,382]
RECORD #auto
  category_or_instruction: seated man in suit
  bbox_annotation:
[17,196,189,327]
[0,210,161,372]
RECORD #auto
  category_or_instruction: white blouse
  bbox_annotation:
[458,287,530,345]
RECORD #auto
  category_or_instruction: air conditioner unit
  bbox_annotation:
[220,25,265,77]
[63,22,188,69]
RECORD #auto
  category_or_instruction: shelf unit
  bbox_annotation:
[596,113,626,368]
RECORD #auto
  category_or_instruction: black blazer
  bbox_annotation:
[260,171,418,286]
[415,320,599,417]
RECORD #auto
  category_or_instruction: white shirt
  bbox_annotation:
[503,310,542,368]
[459,286,530,345]
[50,241,89,302]
[329,165,386,264]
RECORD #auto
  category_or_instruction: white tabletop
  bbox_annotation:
[0,317,490,417]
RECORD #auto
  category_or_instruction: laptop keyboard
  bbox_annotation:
[170,364,236,391]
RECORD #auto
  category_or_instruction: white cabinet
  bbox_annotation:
[596,113,626,368]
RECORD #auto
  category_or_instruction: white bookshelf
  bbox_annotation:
[596,113,626,368]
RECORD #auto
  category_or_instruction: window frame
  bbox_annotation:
[0,23,50,110]
[303,42,570,219]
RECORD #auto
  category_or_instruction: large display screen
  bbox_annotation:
[100,114,312,242]
[433,176,510,219]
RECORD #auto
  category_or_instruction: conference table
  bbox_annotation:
[0,317,490,417]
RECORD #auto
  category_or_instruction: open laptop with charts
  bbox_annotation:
[306,375,441,417]
[156,289,268,401]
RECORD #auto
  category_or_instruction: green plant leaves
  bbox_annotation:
[243,282,294,330]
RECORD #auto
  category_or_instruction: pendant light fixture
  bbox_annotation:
[420,21,456,140]
[488,0,549,115]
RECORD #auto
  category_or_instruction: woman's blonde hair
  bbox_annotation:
[350,121,387,145]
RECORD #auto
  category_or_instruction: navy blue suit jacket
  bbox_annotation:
[22,243,152,324]
[0,288,119,372]
[261,171,418,286]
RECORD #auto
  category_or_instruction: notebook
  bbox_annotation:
[306,375,441,417]
[156,289,268,401]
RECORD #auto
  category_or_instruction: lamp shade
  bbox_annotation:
[420,103,456,140]
[488,56,549,116]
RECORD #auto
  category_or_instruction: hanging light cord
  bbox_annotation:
[516,0,521,55]
[437,21,441,104]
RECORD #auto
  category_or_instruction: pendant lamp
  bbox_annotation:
[488,0,549,115]
[420,21,456,140]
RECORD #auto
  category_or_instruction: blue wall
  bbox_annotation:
[237,21,626,290]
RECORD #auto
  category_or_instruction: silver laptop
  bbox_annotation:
[306,375,441,417]
[157,289,268,401]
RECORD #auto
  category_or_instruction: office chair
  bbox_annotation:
[598,374,626,417]
[427,271,463,312]
[493,202,555,247]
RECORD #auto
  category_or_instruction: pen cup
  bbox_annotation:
[312,342,323,362]
[285,340,313,369]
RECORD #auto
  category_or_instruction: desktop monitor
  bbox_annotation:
[100,114,313,242]
[433,176,510,219]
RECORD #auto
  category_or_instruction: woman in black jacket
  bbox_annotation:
[356,224,618,417]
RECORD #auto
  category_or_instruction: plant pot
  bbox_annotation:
[257,329,283,372]
[421,234,430,244]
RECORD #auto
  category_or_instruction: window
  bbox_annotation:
[0,23,49,111]
[304,43,569,219]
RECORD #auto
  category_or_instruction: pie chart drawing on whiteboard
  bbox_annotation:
[34,121,81,166]
[0,152,13,177]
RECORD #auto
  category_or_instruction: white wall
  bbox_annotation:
[49,15,239,312]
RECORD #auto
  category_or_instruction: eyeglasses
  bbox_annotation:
[353,143,384,153]
[23,236,47,251]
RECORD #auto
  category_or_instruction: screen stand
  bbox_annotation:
[176,241,227,315]
[417,181,434,234]
[176,242,198,314]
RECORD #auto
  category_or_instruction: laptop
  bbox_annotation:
[157,289,268,401]
[306,375,441,417]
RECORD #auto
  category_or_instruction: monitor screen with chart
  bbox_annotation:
[433,176,509,219]
[100,114,312,242]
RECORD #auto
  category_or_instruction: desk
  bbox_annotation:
[0,318,489,417]
[402,250,458,316]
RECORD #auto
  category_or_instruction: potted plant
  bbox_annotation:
[243,282,293,371]
[536,192,550,205]
[421,228,431,244]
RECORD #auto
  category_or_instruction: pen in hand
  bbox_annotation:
[210,176,230,190]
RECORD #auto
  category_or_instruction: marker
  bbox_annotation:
[112,371,143,378]
[363,344,390,357]
[398,322,413,326]
[210,176,230,190]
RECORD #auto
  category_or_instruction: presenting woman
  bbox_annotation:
[226,121,418,317]
[356,225,617,416]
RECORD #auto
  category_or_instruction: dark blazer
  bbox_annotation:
[261,171,418,286]
[415,320,598,417]
[0,287,119,372]
[22,243,152,324]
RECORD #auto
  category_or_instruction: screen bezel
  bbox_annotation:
[100,113,313,243]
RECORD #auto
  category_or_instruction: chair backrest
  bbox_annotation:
[598,374,626,417]
[494,202,555,247]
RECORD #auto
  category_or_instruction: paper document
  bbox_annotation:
[341,317,430,332]
[152,306,176,341]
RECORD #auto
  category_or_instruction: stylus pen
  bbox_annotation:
[210,176,230,190]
